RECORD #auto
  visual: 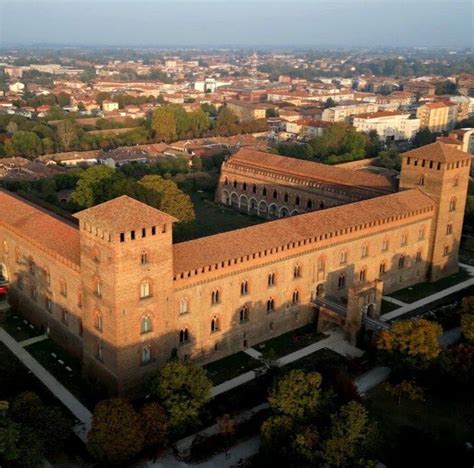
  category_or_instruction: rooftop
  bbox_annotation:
[74,196,178,232]
[402,141,469,163]
[172,189,434,276]
[227,148,394,192]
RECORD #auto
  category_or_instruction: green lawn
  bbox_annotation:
[387,267,472,303]
[380,299,400,315]
[27,338,106,410]
[255,324,326,359]
[174,191,265,242]
[203,351,261,385]
[367,386,474,467]
[2,310,44,342]
[459,247,474,266]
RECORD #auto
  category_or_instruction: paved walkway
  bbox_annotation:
[147,436,260,468]
[382,296,407,307]
[0,328,92,442]
[355,366,391,396]
[20,333,49,347]
[382,276,474,322]
[243,347,262,359]
[439,326,462,348]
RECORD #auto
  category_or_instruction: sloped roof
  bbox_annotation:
[402,141,469,163]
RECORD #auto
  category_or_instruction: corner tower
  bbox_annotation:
[399,142,471,281]
[74,196,177,393]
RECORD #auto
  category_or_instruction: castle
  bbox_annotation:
[0,141,470,393]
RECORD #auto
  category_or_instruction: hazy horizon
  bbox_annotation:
[0,0,472,49]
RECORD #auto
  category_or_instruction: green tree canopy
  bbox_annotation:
[12,130,43,158]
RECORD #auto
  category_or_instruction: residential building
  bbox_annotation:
[416,101,458,132]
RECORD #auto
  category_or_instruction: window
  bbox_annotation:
[140,280,151,299]
[446,223,453,235]
[45,296,52,313]
[141,315,152,334]
[268,272,275,287]
[398,255,406,269]
[453,176,459,187]
[151,226,156,235]
[292,290,300,304]
[95,311,103,332]
[379,261,386,275]
[30,285,37,301]
[273,190,278,199]
[44,268,50,285]
[94,278,102,298]
[252,184,257,194]
[449,197,457,212]
[338,273,345,289]
[401,233,408,246]
[416,250,422,263]
[77,292,83,309]
[307,199,313,209]
[316,284,324,297]
[141,346,151,364]
[382,239,389,252]
[267,297,275,312]
[418,226,425,241]
[293,264,301,278]
[318,257,325,272]
[79,320,83,337]
[17,274,23,291]
[179,328,189,344]
[359,268,367,282]
[340,250,347,265]
[240,306,249,323]
[97,342,103,361]
[120,233,125,242]
[15,248,21,264]
[418,175,425,186]
[443,245,450,257]
[211,316,219,333]
[233,180,237,188]
[179,298,188,314]
[59,278,67,297]
[211,289,220,305]
[361,244,368,258]
[284,193,289,202]
[28,258,35,276]
[295,195,300,206]
[240,280,249,296]
[131,230,136,240]
[141,250,148,265]
[61,308,69,326]
[224,177,229,185]
[243,182,247,191]
[262,187,267,196]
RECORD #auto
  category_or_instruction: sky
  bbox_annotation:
[0,0,472,49]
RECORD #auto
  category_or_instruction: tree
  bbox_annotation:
[412,128,437,148]
[260,414,295,461]
[140,175,195,222]
[6,121,18,135]
[0,416,21,462]
[147,360,211,431]
[215,106,239,136]
[268,370,322,421]
[440,343,474,387]
[152,106,177,142]
[12,130,43,159]
[140,402,169,451]
[376,149,401,171]
[461,313,474,341]
[188,108,210,137]
[383,380,425,405]
[324,97,336,109]
[318,401,376,467]
[56,119,76,151]
[87,399,145,464]
[376,319,443,362]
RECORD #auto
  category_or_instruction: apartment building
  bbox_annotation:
[416,102,458,133]
[322,102,379,123]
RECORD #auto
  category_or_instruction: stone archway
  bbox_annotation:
[249,197,258,215]
[290,209,299,216]
[239,194,249,211]
[280,206,290,217]
[258,200,268,217]
[268,203,279,218]
[230,192,239,208]
[221,189,230,205]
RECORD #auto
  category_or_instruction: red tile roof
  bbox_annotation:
[402,141,468,163]
[172,189,434,276]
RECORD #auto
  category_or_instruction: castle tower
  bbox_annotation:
[74,196,177,393]
[399,142,471,281]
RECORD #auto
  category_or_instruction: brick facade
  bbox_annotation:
[0,142,470,393]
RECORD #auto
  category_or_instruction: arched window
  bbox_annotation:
[211,289,220,305]
[319,201,325,209]
[418,226,425,241]
[252,184,257,193]
[95,311,103,332]
[340,250,347,265]
[272,190,278,199]
[379,261,386,275]
[292,290,299,304]
[224,177,229,185]
[284,193,289,202]
[97,342,103,361]
[59,278,67,297]
[140,280,151,299]
[243,182,247,191]
[401,233,408,246]
[141,315,152,334]
[361,244,368,258]
[449,197,457,212]
[267,297,275,312]
[141,346,151,364]
[316,283,324,297]
[268,272,275,287]
[179,328,189,344]
[141,250,148,265]
[211,316,219,333]
[446,223,453,235]
[398,255,405,269]
[179,298,188,314]
[94,278,102,298]
[295,195,300,206]
[293,264,301,278]
[240,306,249,323]
[233,180,237,188]
[338,273,345,288]
[307,199,313,209]
[262,187,267,196]
[77,291,83,309]
[240,280,249,296]
[359,268,367,282]
[418,175,425,186]
[382,238,389,252]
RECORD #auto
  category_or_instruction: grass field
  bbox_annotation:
[203,351,261,385]
[387,267,471,303]
[174,191,265,242]
[2,310,44,342]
